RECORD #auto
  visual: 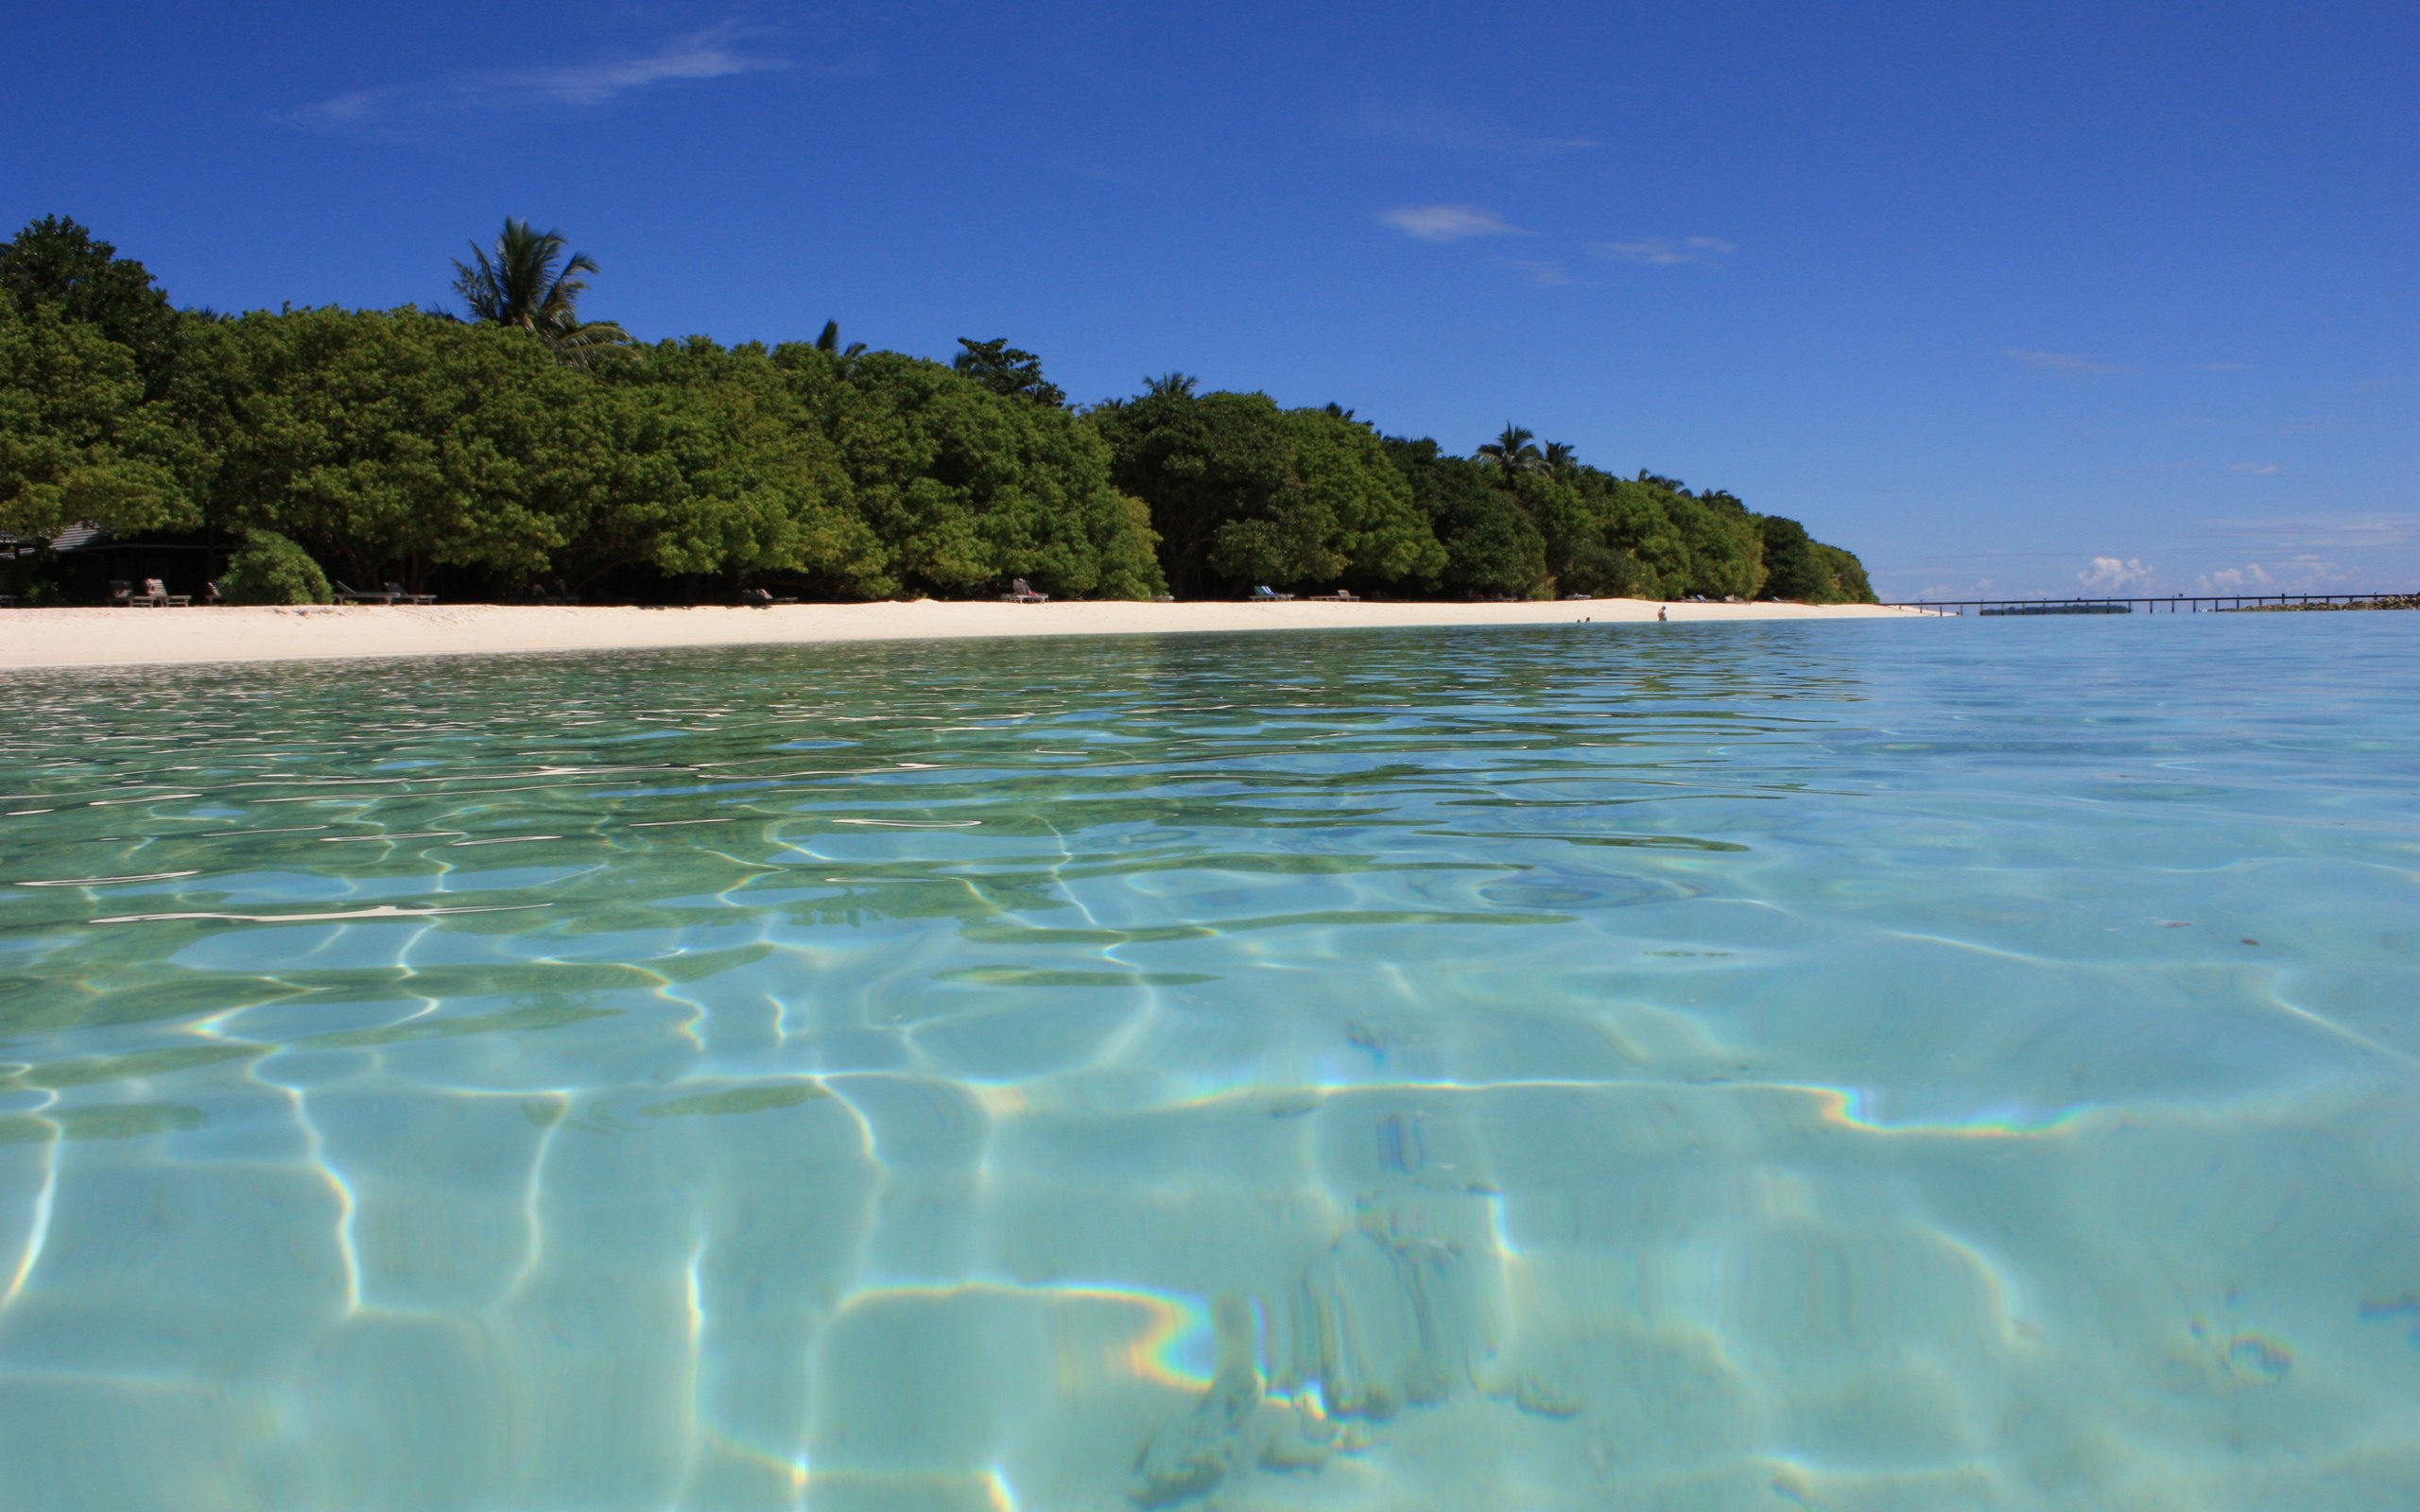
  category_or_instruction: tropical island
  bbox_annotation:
[1,215,1876,613]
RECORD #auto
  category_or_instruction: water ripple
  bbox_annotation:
[0,619,2416,1507]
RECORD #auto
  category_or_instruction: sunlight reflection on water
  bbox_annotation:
[1,616,2416,1509]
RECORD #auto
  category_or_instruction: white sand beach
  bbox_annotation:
[0,597,1929,671]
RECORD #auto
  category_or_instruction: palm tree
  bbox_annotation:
[1543,440,1578,477]
[1142,371,1199,399]
[451,218,629,368]
[1478,423,1542,476]
[815,319,867,358]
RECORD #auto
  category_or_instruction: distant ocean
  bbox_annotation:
[2,614,2413,1509]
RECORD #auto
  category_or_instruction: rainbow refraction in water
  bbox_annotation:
[1,616,2415,1509]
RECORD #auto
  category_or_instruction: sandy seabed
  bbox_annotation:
[0,597,1927,671]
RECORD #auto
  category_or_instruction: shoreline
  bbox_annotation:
[0,597,1929,671]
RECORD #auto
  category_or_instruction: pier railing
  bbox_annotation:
[1882,592,2415,616]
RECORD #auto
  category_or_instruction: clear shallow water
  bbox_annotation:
[0,615,2415,1511]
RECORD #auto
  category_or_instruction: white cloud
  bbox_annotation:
[2006,350,2127,376]
[2195,563,2273,593]
[2227,462,2281,475]
[2194,558,2353,593]
[2078,556,2155,591]
[1593,236,1734,266]
[1379,205,1528,243]
[289,23,784,124]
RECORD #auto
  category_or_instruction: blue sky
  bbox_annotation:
[7,1,2413,598]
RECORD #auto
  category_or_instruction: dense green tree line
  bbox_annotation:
[0,215,1874,604]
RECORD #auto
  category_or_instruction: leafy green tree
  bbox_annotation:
[216,528,332,604]
[951,337,1065,406]
[1486,438,1669,598]
[1265,406,1443,589]
[452,218,630,368]
[1756,514,1827,600]
[0,217,1886,609]
[1814,543,1876,603]
[1094,389,1440,596]
[0,299,190,540]
[1383,437,1546,597]
[1747,513,1872,602]
[815,351,1160,598]
[1591,477,1688,593]
[1663,490,1766,598]
[1556,537,1660,598]
[0,216,184,397]
[578,336,885,593]
[1520,468,1648,598]
[1089,387,1290,595]
[183,307,605,587]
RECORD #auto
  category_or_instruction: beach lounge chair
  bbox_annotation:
[385,582,437,605]
[333,581,399,605]
[529,582,581,606]
[1304,588,1358,602]
[108,578,134,607]
[141,577,191,608]
[1251,586,1294,601]
[741,587,799,608]
[1000,577,1049,603]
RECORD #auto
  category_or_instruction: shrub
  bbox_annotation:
[216,528,332,605]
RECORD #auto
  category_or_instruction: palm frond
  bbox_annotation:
[454,217,623,366]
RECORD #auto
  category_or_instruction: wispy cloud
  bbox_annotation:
[2078,555,2155,591]
[2005,350,2127,377]
[2227,462,2281,475]
[1902,576,1999,601]
[1380,205,1529,243]
[290,23,784,125]
[1593,236,1735,267]
[2194,512,2420,551]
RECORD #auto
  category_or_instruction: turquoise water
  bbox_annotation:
[1,615,2415,1510]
